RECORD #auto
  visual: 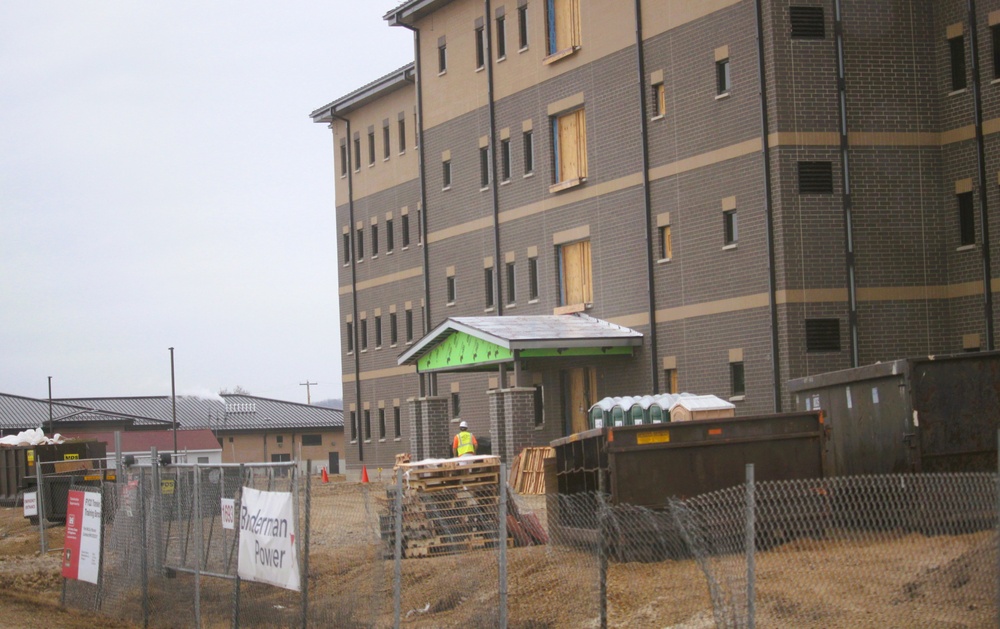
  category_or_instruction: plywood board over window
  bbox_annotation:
[547,0,581,57]
[560,239,592,307]
[553,109,587,190]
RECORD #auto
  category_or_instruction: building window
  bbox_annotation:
[447,275,457,304]
[353,136,361,172]
[475,25,486,70]
[528,257,539,300]
[501,138,511,181]
[402,214,411,247]
[559,239,592,306]
[418,209,423,245]
[518,3,529,50]
[992,25,1000,80]
[480,146,491,188]
[405,308,414,342]
[485,266,496,308]
[390,312,398,345]
[275,435,285,446]
[374,315,383,348]
[378,408,386,439]
[343,232,351,264]
[949,35,967,91]
[364,409,371,441]
[664,369,678,394]
[438,40,448,74]
[798,161,834,194]
[716,57,731,95]
[386,218,394,252]
[302,434,322,447]
[339,140,348,176]
[523,130,534,175]
[451,392,461,419]
[443,159,452,189]
[730,361,745,397]
[959,191,975,246]
[496,13,507,59]
[789,6,825,39]
[356,227,364,259]
[552,108,587,185]
[371,223,379,257]
[653,82,666,117]
[545,0,580,56]
[394,406,401,438]
[346,321,354,353]
[658,225,672,261]
[805,319,841,352]
[360,317,368,351]
[398,117,407,153]
[350,410,357,441]
[723,210,738,246]
[534,384,544,426]
[367,129,376,166]
[383,123,391,160]
[506,261,516,304]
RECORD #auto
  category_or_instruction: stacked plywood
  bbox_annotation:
[381,456,507,558]
[508,447,554,495]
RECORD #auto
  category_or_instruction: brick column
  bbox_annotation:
[502,387,538,463]
[420,396,450,459]
[488,389,507,463]
[407,397,424,460]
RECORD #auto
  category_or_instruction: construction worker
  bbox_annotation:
[452,421,478,457]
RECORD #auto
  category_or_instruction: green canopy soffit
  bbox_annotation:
[415,330,633,373]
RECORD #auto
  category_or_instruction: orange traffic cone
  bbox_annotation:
[321,467,329,483]
[361,465,370,483]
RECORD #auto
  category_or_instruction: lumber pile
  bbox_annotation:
[508,447,554,495]
[392,452,411,471]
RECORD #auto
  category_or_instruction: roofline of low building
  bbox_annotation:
[310,63,415,123]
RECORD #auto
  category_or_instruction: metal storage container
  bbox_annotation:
[787,351,1000,475]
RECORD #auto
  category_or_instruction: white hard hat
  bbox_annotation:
[459,421,468,429]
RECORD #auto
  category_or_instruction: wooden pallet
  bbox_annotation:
[508,447,553,495]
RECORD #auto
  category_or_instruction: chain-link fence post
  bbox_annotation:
[393,467,403,629]
[151,447,162,572]
[194,463,203,628]
[35,453,46,554]
[499,462,508,629]
[140,466,150,629]
[597,474,608,629]
[745,463,755,629]
[996,429,999,629]
[301,460,311,629]
[232,463,245,629]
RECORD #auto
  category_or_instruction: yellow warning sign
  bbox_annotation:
[64,453,80,460]
[636,430,671,445]
[27,450,34,465]
[161,479,176,495]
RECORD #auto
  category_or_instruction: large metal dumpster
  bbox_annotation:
[787,351,1000,474]
[0,440,108,515]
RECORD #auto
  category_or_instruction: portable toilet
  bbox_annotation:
[588,397,616,429]
[611,398,629,427]
[644,394,672,424]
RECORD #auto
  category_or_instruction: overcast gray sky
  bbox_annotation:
[0,2,412,402]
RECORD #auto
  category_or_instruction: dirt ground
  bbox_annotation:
[0,481,996,628]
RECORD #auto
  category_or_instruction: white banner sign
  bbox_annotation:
[237,487,299,591]
[23,491,37,517]
[221,498,235,530]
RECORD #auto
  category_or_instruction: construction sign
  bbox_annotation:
[237,487,299,591]
[62,490,101,584]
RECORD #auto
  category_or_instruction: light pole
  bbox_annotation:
[169,347,177,460]
[47,376,53,435]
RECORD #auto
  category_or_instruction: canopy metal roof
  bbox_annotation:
[397,313,643,374]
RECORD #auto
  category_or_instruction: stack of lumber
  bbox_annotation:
[508,447,554,495]
[381,455,507,558]
[392,452,411,471]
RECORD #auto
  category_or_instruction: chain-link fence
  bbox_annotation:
[53,457,999,628]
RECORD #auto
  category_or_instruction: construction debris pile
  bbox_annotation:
[381,455,546,558]
[0,428,64,447]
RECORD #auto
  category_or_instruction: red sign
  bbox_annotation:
[62,491,84,580]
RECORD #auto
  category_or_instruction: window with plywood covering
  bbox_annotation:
[664,369,678,394]
[559,239,592,306]
[653,83,666,117]
[545,0,580,57]
[552,108,587,185]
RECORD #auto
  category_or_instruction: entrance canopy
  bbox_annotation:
[397,313,643,374]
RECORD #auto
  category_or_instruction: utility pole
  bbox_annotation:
[47,376,53,436]
[169,347,177,460]
[299,381,318,405]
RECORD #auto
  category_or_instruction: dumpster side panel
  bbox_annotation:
[911,354,1000,471]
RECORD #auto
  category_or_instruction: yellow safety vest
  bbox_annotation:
[456,431,475,456]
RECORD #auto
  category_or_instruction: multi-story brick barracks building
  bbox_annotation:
[313,0,1000,475]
